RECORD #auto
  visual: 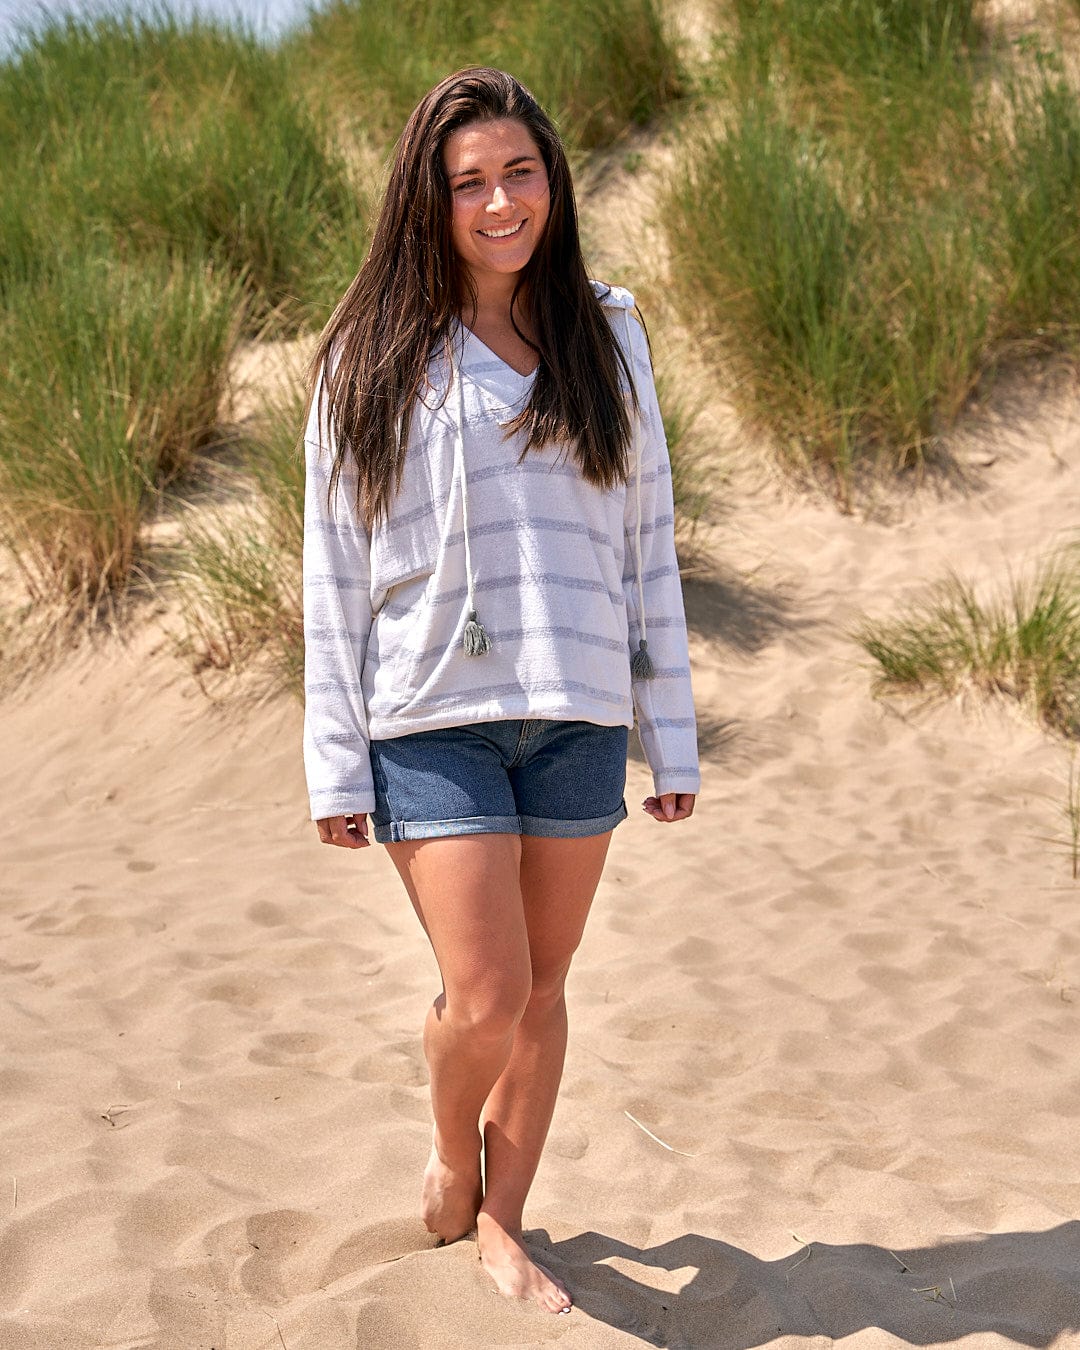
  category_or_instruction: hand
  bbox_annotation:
[642,792,696,823]
[316,814,370,848]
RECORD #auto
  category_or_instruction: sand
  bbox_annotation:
[2,353,1079,1349]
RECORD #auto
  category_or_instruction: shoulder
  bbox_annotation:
[589,278,636,313]
[589,279,650,376]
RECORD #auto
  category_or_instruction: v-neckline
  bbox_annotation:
[458,321,539,381]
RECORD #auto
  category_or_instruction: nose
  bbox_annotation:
[487,184,512,214]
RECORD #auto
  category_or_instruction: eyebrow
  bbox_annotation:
[448,155,539,179]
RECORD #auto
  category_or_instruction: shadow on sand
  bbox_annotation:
[625,562,806,770]
[536,1224,1080,1348]
[680,567,802,657]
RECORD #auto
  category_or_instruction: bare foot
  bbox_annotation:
[476,1212,572,1313]
[422,1132,482,1242]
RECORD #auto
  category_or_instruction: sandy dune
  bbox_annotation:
[2,353,1079,1348]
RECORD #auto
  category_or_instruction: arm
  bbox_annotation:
[621,317,701,818]
[302,372,377,844]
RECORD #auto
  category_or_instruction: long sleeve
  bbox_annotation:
[622,318,701,797]
[302,377,377,820]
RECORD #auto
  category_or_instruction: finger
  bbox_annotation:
[641,796,694,822]
[327,816,364,849]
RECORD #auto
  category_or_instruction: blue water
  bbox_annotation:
[0,0,322,54]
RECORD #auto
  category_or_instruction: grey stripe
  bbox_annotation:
[305,517,352,539]
[309,730,364,746]
[430,572,626,608]
[307,573,367,591]
[384,499,438,533]
[307,624,369,643]
[468,460,581,485]
[626,514,675,537]
[446,516,613,548]
[391,679,626,711]
[404,624,625,668]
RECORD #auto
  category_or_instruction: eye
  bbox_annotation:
[453,178,483,193]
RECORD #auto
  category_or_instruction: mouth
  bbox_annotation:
[478,220,526,240]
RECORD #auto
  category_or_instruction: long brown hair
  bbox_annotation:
[306,66,636,527]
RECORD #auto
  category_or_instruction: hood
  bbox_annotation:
[591,279,635,310]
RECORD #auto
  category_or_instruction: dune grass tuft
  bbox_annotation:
[665,1,1080,488]
[663,100,994,484]
[993,56,1080,346]
[0,250,245,610]
[728,0,978,82]
[178,381,306,693]
[288,0,684,151]
[0,6,366,332]
[855,553,1080,736]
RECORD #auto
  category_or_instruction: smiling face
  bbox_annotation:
[443,117,551,301]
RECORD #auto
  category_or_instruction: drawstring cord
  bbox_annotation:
[450,306,653,678]
[453,330,491,657]
[625,310,655,681]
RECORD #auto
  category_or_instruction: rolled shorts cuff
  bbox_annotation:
[372,801,627,844]
[518,800,628,838]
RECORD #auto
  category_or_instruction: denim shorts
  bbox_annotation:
[368,719,629,844]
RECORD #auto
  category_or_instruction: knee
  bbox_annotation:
[526,958,573,1013]
[443,975,531,1041]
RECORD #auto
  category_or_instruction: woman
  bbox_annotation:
[302,67,699,1314]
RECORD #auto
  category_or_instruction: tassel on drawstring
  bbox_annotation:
[631,638,655,680]
[463,610,491,657]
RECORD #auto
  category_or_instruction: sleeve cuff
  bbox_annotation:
[309,789,377,821]
[653,772,700,797]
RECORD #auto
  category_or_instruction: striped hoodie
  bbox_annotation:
[302,283,700,821]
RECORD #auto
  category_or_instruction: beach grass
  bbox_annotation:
[662,99,995,487]
[286,0,684,151]
[855,553,1080,736]
[661,0,1080,488]
[0,5,366,332]
[726,0,978,82]
[993,56,1080,347]
[0,249,245,610]
[178,382,306,693]
[0,2,374,618]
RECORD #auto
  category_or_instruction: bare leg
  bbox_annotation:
[477,831,613,1313]
[386,833,531,1243]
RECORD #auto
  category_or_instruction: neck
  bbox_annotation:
[463,271,524,323]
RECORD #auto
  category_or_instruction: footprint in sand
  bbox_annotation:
[249,1031,331,1066]
[246,899,289,926]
